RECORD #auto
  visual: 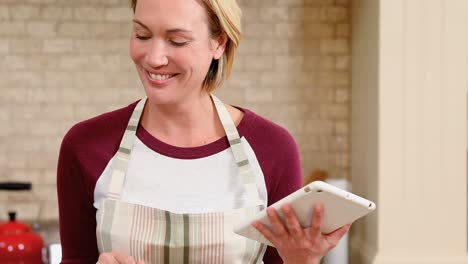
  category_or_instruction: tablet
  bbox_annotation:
[233,181,376,246]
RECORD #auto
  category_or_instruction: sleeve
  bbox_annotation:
[263,130,303,264]
[57,130,100,263]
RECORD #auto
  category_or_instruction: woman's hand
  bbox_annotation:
[252,203,351,264]
[97,250,145,264]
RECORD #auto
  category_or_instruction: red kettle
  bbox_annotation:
[0,182,44,264]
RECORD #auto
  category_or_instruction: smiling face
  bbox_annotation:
[130,0,226,105]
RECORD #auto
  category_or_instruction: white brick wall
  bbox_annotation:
[0,0,350,222]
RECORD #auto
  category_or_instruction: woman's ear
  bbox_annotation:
[213,33,228,60]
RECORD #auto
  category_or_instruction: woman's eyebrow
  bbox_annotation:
[132,19,149,30]
[132,19,192,34]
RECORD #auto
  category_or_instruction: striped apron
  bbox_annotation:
[96,95,268,264]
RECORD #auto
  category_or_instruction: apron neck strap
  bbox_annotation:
[106,97,146,200]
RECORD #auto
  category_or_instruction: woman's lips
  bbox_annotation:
[145,70,178,87]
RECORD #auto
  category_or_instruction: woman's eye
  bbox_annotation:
[136,35,150,40]
[170,39,188,47]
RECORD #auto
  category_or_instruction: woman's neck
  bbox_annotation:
[140,92,225,147]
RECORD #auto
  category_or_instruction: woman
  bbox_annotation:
[57,0,350,263]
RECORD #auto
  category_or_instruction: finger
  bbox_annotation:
[309,203,324,238]
[98,253,119,264]
[281,204,304,239]
[111,250,137,264]
[324,224,351,248]
[266,207,288,238]
[252,220,278,245]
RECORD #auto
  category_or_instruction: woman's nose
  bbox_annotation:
[146,41,169,68]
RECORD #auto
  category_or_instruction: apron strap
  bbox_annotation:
[211,94,264,207]
[107,97,147,200]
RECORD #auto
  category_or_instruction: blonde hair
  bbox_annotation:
[129,0,242,92]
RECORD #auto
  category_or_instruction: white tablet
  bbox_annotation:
[233,181,376,246]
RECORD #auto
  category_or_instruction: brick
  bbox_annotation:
[320,39,349,54]
[335,87,349,103]
[0,87,27,101]
[73,72,107,88]
[120,22,132,37]
[6,153,28,169]
[274,55,303,71]
[240,7,259,22]
[9,39,42,53]
[108,72,140,88]
[259,7,288,22]
[10,5,40,20]
[26,87,60,103]
[243,55,274,71]
[0,109,10,121]
[35,185,57,202]
[304,87,334,102]
[39,202,59,221]
[259,72,292,87]
[43,39,74,53]
[105,7,131,21]
[275,119,304,134]
[245,88,273,103]
[275,23,304,39]
[244,23,275,38]
[336,55,350,70]
[305,120,334,134]
[41,137,63,153]
[74,39,128,53]
[335,121,348,135]
[25,0,56,4]
[290,7,320,21]
[301,41,322,56]
[44,72,74,88]
[41,169,59,185]
[336,23,350,37]
[319,56,336,70]
[0,55,27,70]
[42,105,74,120]
[335,72,349,86]
[304,23,334,38]
[320,104,348,119]
[74,7,105,21]
[89,55,122,71]
[336,0,350,6]
[0,6,9,20]
[260,39,288,54]
[3,72,43,88]
[58,55,90,70]
[321,7,348,22]
[273,87,304,102]
[27,21,57,37]
[304,0,334,5]
[0,40,9,53]
[0,22,25,36]
[57,22,88,37]
[41,6,73,20]
[8,135,42,152]
[28,55,58,70]
[237,39,259,55]
[89,22,121,38]
[101,0,122,5]
[59,89,91,103]
[318,72,335,87]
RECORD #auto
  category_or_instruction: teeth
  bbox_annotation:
[149,73,173,81]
